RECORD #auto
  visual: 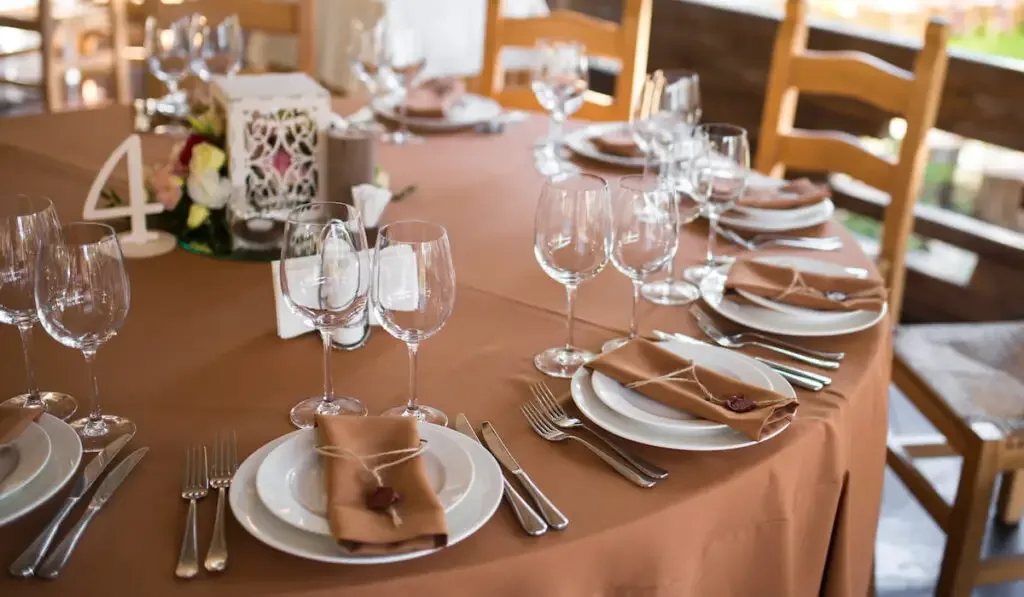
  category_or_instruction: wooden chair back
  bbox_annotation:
[479,0,652,122]
[755,0,950,316]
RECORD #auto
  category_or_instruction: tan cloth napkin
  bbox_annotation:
[587,339,797,441]
[738,178,830,210]
[591,129,644,158]
[726,258,887,312]
[402,78,466,119]
[315,414,447,555]
[0,406,43,444]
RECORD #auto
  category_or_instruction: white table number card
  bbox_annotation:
[83,134,177,258]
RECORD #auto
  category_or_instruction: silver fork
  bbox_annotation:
[176,445,208,579]
[530,382,667,480]
[685,308,845,361]
[690,306,841,369]
[204,432,237,572]
[520,402,655,488]
[715,225,842,252]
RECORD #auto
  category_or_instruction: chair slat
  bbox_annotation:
[500,11,619,60]
[789,50,913,115]
[135,0,300,35]
[775,130,896,194]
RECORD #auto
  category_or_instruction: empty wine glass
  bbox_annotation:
[280,203,369,428]
[631,71,699,178]
[349,18,389,96]
[683,124,750,283]
[0,196,77,419]
[531,39,588,175]
[191,14,244,81]
[381,21,426,145]
[533,173,611,378]
[145,15,195,131]
[602,175,679,353]
[372,220,456,426]
[36,223,132,452]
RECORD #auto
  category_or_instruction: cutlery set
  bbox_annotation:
[714,225,842,252]
[10,434,145,579]
[176,432,238,579]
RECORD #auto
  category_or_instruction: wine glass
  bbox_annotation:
[35,223,132,452]
[533,173,611,378]
[531,39,588,175]
[683,124,750,283]
[145,15,195,121]
[602,175,679,353]
[0,196,77,419]
[191,14,244,81]
[381,21,426,145]
[280,202,369,428]
[372,220,456,426]
[350,18,389,96]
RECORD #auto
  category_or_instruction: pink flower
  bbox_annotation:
[149,163,184,210]
[272,148,292,176]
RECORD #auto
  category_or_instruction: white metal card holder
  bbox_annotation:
[84,135,177,259]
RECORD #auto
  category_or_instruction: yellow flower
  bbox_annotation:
[189,143,226,174]
[187,204,210,229]
[188,108,224,138]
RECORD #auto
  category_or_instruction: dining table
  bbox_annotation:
[0,98,889,597]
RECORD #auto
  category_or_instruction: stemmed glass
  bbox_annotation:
[350,18,390,96]
[145,15,195,122]
[381,21,426,145]
[0,196,77,419]
[372,220,456,426]
[683,124,750,283]
[280,203,369,428]
[533,173,611,378]
[191,14,244,81]
[602,175,679,353]
[35,223,132,452]
[531,39,588,176]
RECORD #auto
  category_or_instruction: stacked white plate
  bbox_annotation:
[700,255,889,337]
[0,413,83,527]
[571,340,796,451]
[371,92,503,132]
[563,122,647,169]
[718,171,835,233]
[229,421,503,564]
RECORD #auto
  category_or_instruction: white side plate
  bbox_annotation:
[371,93,503,131]
[0,414,82,526]
[0,422,51,500]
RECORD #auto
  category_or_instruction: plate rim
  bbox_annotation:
[0,421,52,500]
[563,122,647,169]
[717,199,834,232]
[370,92,503,129]
[0,414,82,527]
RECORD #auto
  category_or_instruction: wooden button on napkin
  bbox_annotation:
[587,339,797,441]
[591,130,644,157]
[0,406,43,444]
[315,414,447,555]
[403,78,465,119]
[737,178,830,210]
[726,258,888,312]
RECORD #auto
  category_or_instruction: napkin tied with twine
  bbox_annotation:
[726,258,887,312]
[738,178,830,210]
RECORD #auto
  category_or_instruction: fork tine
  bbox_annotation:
[182,447,192,491]
[527,385,556,420]
[535,383,568,418]
[230,431,238,472]
[520,404,544,436]
[199,446,208,488]
[217,433,227,477]
[524,402,556,435]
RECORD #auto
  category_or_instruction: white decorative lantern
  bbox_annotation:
[211,73,331,214]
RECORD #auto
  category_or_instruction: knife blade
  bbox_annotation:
[37,446,149,579]
[455,414,547,537]
[0,445,20,489]
[9,433,133,577]
[480,422,568,530]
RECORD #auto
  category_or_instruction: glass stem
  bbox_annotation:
[17,324,41,407]
[399,85,412,139]
[565,284,578,350]
[548,113,564,155]
[405,342,420,412]
[83,349,101,423]
[705,211,719,269]
[320,330,335,405]
[628,280,642,340]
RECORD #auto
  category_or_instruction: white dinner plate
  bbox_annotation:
[573,340,795,451]
[371,92,503,131]
[230,422,503,565]
[563,122,647,169]
[0,414,82,527]
[0,422,51,500]
[701,255,888,337]
[256,425,475,537]
[737,256,869,322]
[591,341,772,432]
[719,198,835,233]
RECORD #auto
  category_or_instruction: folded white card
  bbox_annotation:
[353,184,391,228]
[271,245,418,344]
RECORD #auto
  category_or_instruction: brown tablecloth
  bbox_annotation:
[0,103,889,597]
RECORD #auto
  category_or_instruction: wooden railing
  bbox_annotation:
[576,0,1024,322]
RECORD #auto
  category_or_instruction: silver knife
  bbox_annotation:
[0,445,20,489]
[37,447,149,579]
[455,414,547,537]
[9,433,132,577]
[480,422,568,531]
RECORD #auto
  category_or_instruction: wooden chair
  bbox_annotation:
[479,0,652,122]
[755,0,949,317]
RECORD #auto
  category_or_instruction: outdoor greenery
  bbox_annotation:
[950,27,1024,61]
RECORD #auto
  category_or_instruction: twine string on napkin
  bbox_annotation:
[316,441,427,527]
[626,364,791,410]
[773,270,877,307]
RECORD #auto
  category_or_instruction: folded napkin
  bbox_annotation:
[738,178,830,210]
[0,406,43,444]
[591,129,644,158]
[726,258,887,312]
[403,78,465,119]
[316,414,447,555]
[588,339,797,441]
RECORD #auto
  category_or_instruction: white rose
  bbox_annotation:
[186,171,231,209]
